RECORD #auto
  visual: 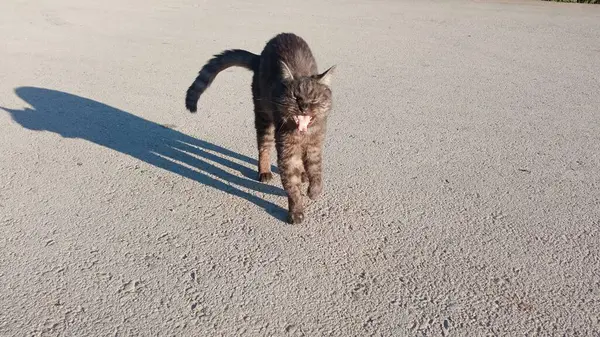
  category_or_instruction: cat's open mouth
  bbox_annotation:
[293,115,314,132]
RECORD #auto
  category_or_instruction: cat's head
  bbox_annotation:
[278,62,335,133]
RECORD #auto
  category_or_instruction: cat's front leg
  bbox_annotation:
[278,145,305,224]
[304,144,323,200]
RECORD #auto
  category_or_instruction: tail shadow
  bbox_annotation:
[2,86,287,221]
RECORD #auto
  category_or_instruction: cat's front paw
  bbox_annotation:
[287,211,304,224]
[258,172,273,183]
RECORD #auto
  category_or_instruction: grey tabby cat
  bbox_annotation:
[185,32,335,224]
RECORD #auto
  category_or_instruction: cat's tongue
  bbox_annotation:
[296,115,311,132]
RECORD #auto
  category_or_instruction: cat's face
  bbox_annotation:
[279,65,335,132]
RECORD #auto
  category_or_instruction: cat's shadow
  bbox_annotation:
[2,86,287,221]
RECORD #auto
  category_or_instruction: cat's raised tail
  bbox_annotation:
[185,49,259,113]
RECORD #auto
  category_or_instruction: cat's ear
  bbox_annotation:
[316,65,336,86]
[280,61,294,81]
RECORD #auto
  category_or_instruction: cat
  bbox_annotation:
[185,32,335,224]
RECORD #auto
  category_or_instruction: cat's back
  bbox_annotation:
[260,33,318,79]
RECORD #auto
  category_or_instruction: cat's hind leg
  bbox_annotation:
[255,117,274,183]
[252,82,274,183]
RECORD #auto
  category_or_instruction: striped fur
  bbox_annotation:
[184,33,335,224]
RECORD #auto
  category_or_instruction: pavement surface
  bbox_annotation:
[1,0,599,335]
